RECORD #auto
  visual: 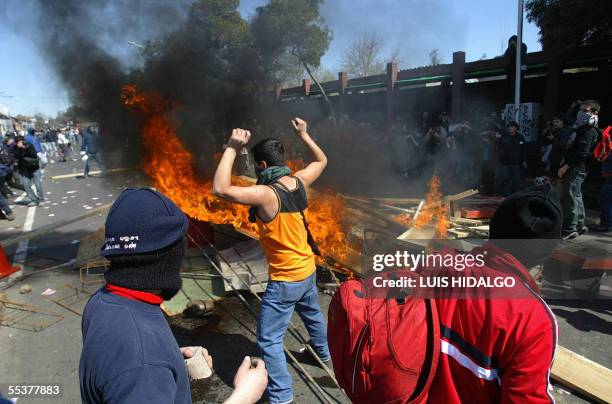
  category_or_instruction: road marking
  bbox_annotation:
[10,203,37,280]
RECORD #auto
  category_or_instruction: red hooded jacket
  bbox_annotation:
[427,242,558,403]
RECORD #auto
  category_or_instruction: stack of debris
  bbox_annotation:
[339,188,502,242]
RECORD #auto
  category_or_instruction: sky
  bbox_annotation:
[0,0,541,117]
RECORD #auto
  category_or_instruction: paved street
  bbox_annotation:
[0,160,347,404]
[0,160,610,403]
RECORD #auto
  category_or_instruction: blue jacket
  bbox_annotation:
[25,133,42,153]
[81,131,101,154]
[79,288,191,404]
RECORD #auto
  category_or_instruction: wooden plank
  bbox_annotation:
[461,206,497,219]
[460,198,504,205]
[450,217,486,226]
[370,197,424,205]
[446,189,479,202]
[448,228,470,238]
[551,345,612,403]
[550,249,612,271]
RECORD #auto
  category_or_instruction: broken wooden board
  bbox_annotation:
[446,189,479,202]
[450,217,487,226]
[448,228,471,238]
[551,345,612,403]
[460,206,498,219]
[397,226,437,241]
[218,239,268,293]
[469,225,490,233]
[549,238,612,271]
[370,197,424,205]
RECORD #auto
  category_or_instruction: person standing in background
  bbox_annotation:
[543,115,575,182]
[495,121,526,196]
[558,100,600,239]
[81,126,106,177]
[592,150,612,233]
[13,135,44,206]
[57,129,70,162]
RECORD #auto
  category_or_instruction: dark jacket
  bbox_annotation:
[564,125,598,171]
[25,133,43,153]
[602,153,612,177]
[497,133,526,165]
[547,126,575,175]
[14,143,40,177]
[79,289,191,404]
[81,131,101,154]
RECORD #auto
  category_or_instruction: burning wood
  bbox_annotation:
[120,84,350,263]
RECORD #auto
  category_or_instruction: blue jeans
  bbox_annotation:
[560,168,587,233]
[257,272,330,404]
[0,193,11,215]
[84,152,106,176]
[22,170,43,203]
[600,177,612,227]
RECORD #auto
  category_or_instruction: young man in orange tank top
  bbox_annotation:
[213,118,330,404]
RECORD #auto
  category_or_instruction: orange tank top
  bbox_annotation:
[256,177,316,282]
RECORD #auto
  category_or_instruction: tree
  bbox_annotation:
[341,33,385,78]
[311,66,335,83]
[252,0,335,123]
[341,34,405,78]
[526,0,612,51]
[428,49,441,66]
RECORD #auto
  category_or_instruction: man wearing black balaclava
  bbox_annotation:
[557,100,600,239]
[79,188,267,404]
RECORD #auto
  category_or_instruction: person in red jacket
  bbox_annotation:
[428,184,561,403]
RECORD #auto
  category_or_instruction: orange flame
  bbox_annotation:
[413,176,449,238]
[120,84,349,260]
[394,213,413,226]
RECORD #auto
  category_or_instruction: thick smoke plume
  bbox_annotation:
[17,0,464,196]
[23,0,269,177]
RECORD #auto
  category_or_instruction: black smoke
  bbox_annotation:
[17,0,268,177]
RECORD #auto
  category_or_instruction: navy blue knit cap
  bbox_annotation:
[101,188,188,257]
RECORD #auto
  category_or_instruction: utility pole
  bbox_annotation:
[514,0,524,121]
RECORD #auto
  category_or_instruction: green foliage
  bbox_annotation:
[252,0,332,73]
[526,0,612,51]
[185,0,250,51]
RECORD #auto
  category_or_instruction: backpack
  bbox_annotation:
[593,126,612,162]
[328,271,440,404]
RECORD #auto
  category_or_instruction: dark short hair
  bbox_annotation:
[582,99,600,113]
[507,121,519,129]
[251,138,285,166]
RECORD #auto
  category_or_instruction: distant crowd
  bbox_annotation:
[0,124,105,221]
[388,99,611,237]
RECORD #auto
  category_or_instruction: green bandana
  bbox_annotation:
[249,165,292,222]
